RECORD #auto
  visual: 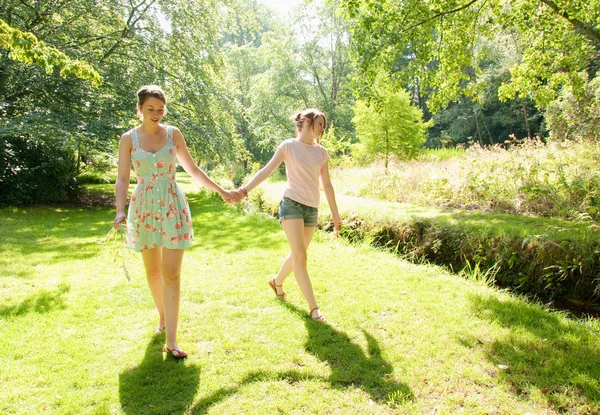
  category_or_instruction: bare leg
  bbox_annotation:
[162,248,184,352]
[273,226,317,297]
[141,248,165,331]
[281,219,324,319]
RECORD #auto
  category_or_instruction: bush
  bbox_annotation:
[76,170,115,184]
[545,75,600,141]
[332,139,600,221]
[0,135,79,206]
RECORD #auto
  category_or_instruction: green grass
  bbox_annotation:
[1,175,600,414]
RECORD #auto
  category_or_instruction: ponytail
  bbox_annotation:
[291,108,327,139]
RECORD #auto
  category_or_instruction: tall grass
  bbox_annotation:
[332,139,600,221]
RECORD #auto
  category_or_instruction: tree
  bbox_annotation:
[295,0,355,139]
[340,0,600,112]
[0,0,242,204]
[0,0,240,162]
[220,1,278,167]
[352,74,430,167]
[0,19,101,86]
[428,70,543,147]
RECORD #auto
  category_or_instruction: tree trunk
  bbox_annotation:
[385,128,389,169]
[474,111,484,146]
[523,101,531,138]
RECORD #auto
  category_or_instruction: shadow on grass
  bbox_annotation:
[0,283,70,318]
[190,369,320,414]
[283,302,413,404]
[188,302,412,413]
[119,334,200,415]
[469,294,600,410]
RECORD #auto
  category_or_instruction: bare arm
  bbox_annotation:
[320,161,341,230]
[172,127,236,201]
[114,133,132,228]
[241,146,285,194]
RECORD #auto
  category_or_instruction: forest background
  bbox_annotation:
[1,0,600,307]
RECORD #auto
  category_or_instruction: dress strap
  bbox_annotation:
[130,128,139,150]
[166,125,173,145]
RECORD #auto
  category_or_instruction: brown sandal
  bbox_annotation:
[163,346,188,359]
[310,307,327,323]
[268,278,286,300]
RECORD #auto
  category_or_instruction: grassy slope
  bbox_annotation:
[0,175,599,414]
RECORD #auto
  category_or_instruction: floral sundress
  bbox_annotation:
[124,125,194,252]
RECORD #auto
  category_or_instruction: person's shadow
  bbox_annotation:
[119,333,200,414]
[189,303,412,413]
[283,302,413,404]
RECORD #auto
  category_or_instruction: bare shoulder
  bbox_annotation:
[119,131,133,149]
[170,126,185,144]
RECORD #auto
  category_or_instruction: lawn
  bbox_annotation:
[1,176,599,414]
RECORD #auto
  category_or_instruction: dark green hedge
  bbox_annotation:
[0,136,78,206]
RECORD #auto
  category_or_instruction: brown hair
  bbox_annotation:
[292,108,327,138]
[136,85,167,107]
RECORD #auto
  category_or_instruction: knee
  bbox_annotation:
[292,251,307,267]
[163,271,181,286]
[146,271,162,282]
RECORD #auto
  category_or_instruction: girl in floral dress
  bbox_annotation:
[114,85,238,358]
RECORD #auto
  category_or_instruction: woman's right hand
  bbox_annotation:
[114,212,126,229]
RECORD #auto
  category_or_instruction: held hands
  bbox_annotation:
[221,187,248,204]
[221,189,242,204]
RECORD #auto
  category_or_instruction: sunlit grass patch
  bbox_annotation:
[1,181,599,414]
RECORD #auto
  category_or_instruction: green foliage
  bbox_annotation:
[545,75,600,141]
[0,18,101,86]
[428,70,543,147]
[0,135,78,206]
[320,123,352,165]
[221,0,356,167]
[352,74,430,166]
[334,139,600,221]
[0,0,242,192]
[340,0,600,115]
[295,0,356,140]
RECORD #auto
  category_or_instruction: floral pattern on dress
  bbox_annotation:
[124,126,194,252]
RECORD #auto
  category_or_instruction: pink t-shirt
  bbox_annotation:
[277,138,330,208]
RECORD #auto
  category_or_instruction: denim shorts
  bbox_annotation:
[279,197,319,227]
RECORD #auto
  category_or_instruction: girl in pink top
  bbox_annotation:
[236,109,341,322]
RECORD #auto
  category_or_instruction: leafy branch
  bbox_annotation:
[0,18,101,86]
